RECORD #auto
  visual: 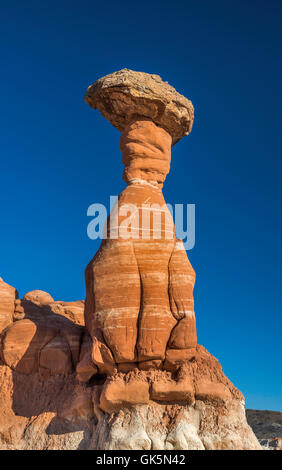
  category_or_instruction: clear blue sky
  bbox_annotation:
[1,1,281,411]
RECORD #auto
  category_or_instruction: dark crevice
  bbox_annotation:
[87,374,107,387]
[132,243,143,363]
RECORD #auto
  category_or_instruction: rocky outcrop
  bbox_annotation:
[85,68,194,145]
[84,70,197,374]
[22,290,54,305]
[0,69,265,450]
[14,290,84,325]
[0,277,262,450]
[0,285,85,378]
[120,118,172,187]
[0,365,92,450]
[0,278,262,450]
[0,346,261,450]
[83,69,261,449]
[0,278,18,333]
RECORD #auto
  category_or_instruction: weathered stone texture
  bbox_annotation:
[0,278,17,334]
[0,286,84,378]
[84,118,197,374]
[85,68,194,145]
[0,345,261,450]
[0,69,264,451]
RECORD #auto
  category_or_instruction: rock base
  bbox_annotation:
[0,281,261,450]
[93,400,260,450]
[0,345,261,450]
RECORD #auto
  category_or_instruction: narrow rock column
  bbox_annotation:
[120,118,171,188]
[83,70,197,374]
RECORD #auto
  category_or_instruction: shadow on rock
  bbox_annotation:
[0,300,96,449]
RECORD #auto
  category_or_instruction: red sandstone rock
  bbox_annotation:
[0,311,84,376]
[84,117,196,372]
[168,240,197,349]
[117,362,138,373]
[0,353,261,450]
[1,319,57,374]
[0,278,17,333]
[99,378,150,413]
[151,378,194,404]
[85,239,140,365]
[76,351,98,383]
[13,298,43,321]
[60,388,94,422]
[59,323,83,366]
[76,332,98,383]
[14,292,85,326]
[0,69,263,450]
[84,70,198,374]
[100,345,240,412]
[139,360,163,371]
[195,381,232,403]
[164,348,197,371]
[0,364,96,450]
[23,290,54,305]
[50,300,85,325]
[120,119,172,188]
[39,336,73,378]
[91,334,116,376]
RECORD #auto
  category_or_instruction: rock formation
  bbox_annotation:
[0,278,18,334]
[0,287,84,378]
[84,69,197,376]
[0,278,261,450]
[0,69,262,450]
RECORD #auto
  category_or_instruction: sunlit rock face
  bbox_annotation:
[80,69,260,450]
[0,278,18,334]
[84,70,197,375]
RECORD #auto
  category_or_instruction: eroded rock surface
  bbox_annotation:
[84,70,198,375]
[14,291,84,325]
[0,284,84,378]
[85,117,197,374]
[0,346,261,450]
[85,68,194,145]
[93,399,260,451]
[0,278,18,333]
[0,278,261,450]
[0,69,265,450]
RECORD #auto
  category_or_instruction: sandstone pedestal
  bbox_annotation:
[88,345,260,450]
[0,345,260,450]
[81,69,261,450]
[84,69,197,376]
[0,69,262,450]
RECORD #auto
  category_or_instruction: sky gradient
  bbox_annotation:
[1,0,282,411]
